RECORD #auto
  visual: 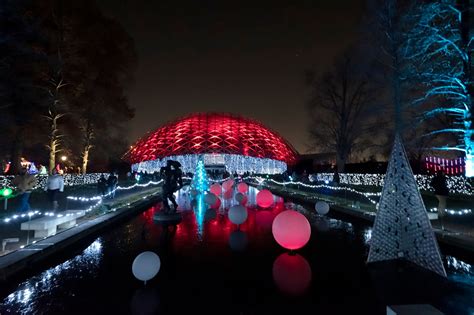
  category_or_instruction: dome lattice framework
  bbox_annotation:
[126,113,298,174]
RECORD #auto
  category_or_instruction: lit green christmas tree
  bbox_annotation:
[192,157,209,193]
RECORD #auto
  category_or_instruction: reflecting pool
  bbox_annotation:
[1,186,473,314]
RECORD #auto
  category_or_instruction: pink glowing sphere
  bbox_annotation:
[211,196,221,209]
[223,189,233,200]
[256,189,274,208]
[210,184,222,196]
[237,182,249,193]
[222,179,235,191]
[272,210,311,250]
[273,253,312,296]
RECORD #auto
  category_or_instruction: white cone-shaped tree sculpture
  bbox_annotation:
[367,135,446,277]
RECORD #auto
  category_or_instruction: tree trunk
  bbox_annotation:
[46,112,64,174]
[80,118,94,174]
[81,146,90,174]
[336,154,346,173]
[10,131,24,174]
[49,139,56,174]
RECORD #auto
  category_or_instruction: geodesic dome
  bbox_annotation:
[126,113,298,174]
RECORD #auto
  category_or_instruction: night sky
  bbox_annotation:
[97,1,366,153]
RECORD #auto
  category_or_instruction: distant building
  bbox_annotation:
[125,113,298,174]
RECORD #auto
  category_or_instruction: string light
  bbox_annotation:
[1,180,164,224]
[0,173,108,190]
[132,153,288,175]
[246,176,473,216]
[191,159,209,193]
[315,173,473,196]
[244,176,381,204]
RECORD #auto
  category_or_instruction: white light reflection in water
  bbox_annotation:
[2,238,103,313]
[363,228,372,246]
[446,256,473,275]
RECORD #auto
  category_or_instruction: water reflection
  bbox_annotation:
[2,185,474,314]
[229,230,248,252]
[2,238,103,313]
[272,253,312,296]
[130,287,160,315]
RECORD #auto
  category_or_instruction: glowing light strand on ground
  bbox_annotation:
[244,176,381,204]
[0,173,108,190]
[2,180,163,224]
[245,176,472,216]
[315,173,473,196]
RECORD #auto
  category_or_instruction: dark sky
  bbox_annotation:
[97,0,366,153]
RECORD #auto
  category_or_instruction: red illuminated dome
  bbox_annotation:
[127,113,298,167]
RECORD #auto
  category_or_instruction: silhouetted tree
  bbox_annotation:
[307,53,376,172]
[1,0,136,173]
[0,0,50,173]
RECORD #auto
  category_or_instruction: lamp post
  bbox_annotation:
[1,187,13,210]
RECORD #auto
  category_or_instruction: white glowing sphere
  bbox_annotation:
[132,251,161,283]
[228,205,248,225]
[315,201,330,215]
[204,192,217,205]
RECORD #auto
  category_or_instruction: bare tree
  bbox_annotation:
[307,54,375,172]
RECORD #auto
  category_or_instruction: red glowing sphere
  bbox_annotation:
[272,210,311,250]
[210,184,222,196]
[223,189,233,200]
[273,253,312,296]
[256,189,274,208]
[222,179,235,191]
[237,182,249,193]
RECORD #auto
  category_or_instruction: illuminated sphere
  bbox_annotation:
[132,251,161,283]
[272,210,311,250]
[211,196,221,209]
[223,189,234,200]
[228,205,248,225]
[204,192,217,206]
[210,183,222,196]
[256,189,274,208]
[237,182,248,193]
[273,253,312,296]
[222,179,235,191]
[235,192,245,203]
[315,201,330,215]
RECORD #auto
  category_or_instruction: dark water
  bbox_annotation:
[0,187,473,315]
